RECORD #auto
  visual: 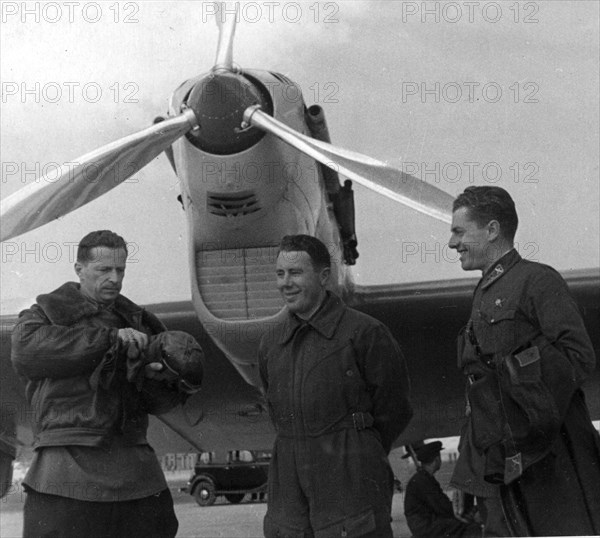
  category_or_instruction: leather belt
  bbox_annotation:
[276,412,375,438]
[336,411,374,431]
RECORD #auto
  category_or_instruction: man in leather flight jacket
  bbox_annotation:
[259,235,412,538]
[448,187,600,536]
[11,230,203,538]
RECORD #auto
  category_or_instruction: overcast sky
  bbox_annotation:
[1,1,599,314]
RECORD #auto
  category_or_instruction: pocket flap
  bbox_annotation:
[514,346,540,367]
[488,308,516,324]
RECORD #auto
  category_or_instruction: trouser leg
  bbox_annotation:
[23,489,112,538]
[476,494,513,537]
[23,488,178,538]
[116,488,178,538]
[264,440,312,538]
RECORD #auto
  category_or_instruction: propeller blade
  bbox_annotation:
[214,3,238,71]
[0,109,198,242]
[243,106,454,224]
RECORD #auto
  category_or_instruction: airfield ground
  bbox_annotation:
[0,449,458,538]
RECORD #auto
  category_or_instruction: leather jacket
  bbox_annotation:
[11,282,183,449]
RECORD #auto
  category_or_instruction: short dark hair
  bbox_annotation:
[77,230,128,263]
[278,235,331,270]
[453,186,518,241]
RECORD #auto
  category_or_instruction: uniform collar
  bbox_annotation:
[480,248,521,290]
[278,291,345,344]
[34,281,142,326]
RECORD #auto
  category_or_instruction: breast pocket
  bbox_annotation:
[479,308,517,354]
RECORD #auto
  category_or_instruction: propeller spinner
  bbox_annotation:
[184,71,272,155]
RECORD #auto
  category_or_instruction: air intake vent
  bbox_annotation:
[207,191,260,217]
[196,247,282,320]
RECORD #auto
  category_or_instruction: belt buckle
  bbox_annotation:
[352,412,366,430]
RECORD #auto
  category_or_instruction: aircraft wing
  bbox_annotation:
[2,268,598,460]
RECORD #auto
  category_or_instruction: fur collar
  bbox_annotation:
[35,281,142,326]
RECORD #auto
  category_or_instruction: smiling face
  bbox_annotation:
[449,207,499,272]
[75,247,127,304]
[276,250,330,319]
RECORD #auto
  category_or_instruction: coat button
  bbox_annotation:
[346,369,354,377]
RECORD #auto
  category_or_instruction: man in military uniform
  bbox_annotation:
[259,235,412,537]
[404,441,482,538]
[448,186,600,536]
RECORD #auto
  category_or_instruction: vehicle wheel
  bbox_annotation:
[224,493,245,504]
[194,479,216,506]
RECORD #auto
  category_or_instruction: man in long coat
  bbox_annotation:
[448,186,600,536]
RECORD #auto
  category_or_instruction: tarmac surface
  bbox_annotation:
[0,483,412,537]
[0,458,457,537]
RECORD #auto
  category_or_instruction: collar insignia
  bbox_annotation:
[485,264,504,285]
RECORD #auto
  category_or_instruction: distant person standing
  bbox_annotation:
[404,441,482,538]
[259,235,412,537]
[0,418,15,498]
[448,186,600,536]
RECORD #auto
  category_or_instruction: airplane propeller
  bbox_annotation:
[0,110,198,243]
[0,3,453,244]
[243,105,454,224]
[213,4,237,71]
[0,4,244,243]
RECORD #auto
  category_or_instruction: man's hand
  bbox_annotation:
[118,328,149,350]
